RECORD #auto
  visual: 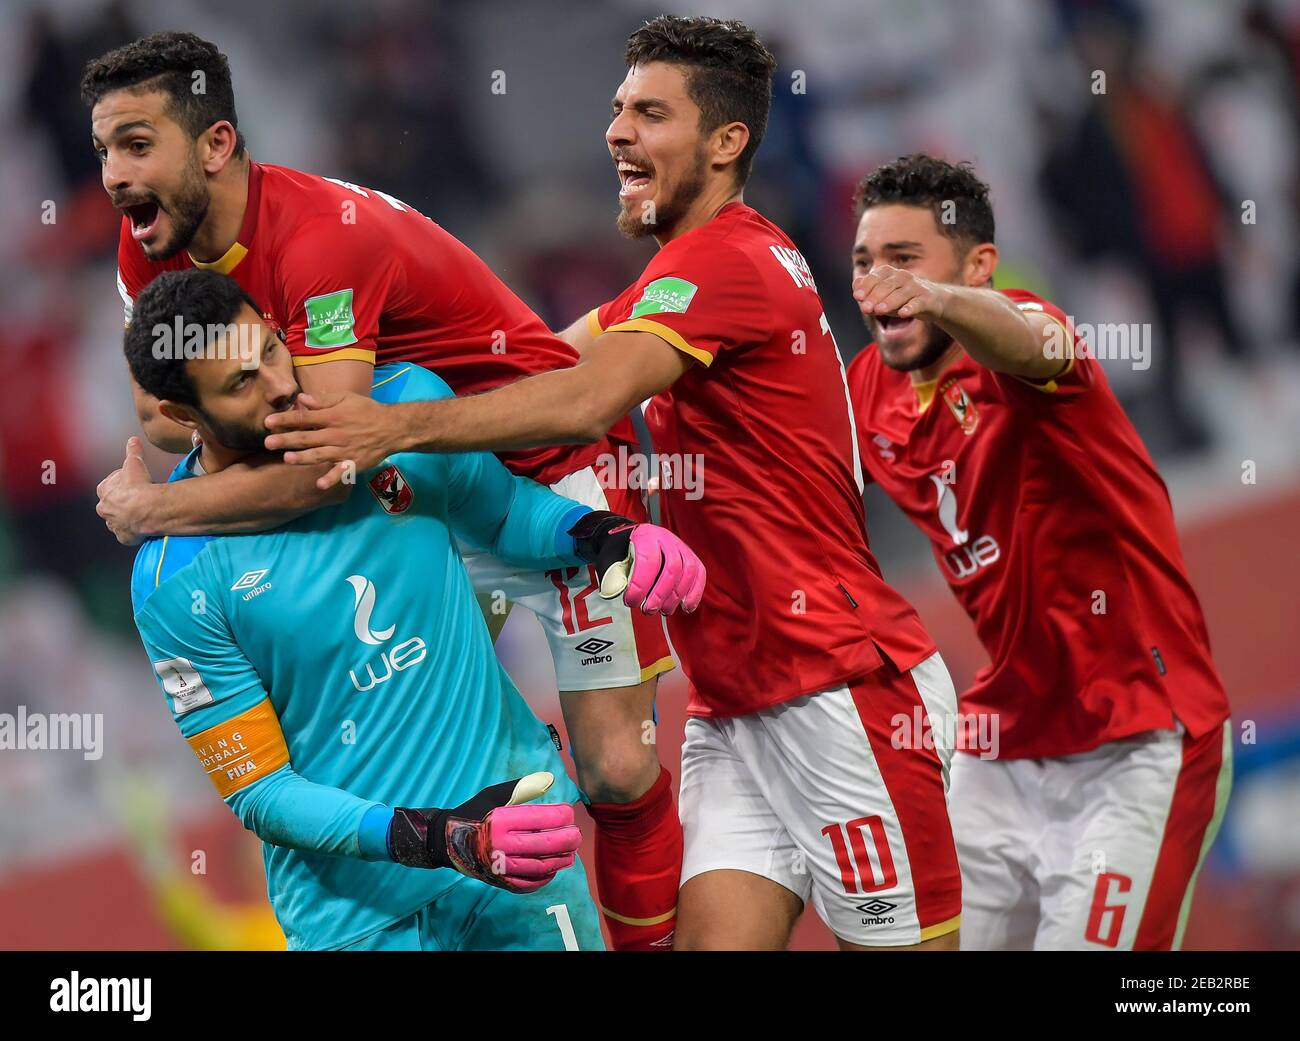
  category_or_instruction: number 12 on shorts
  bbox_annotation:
[821,817,898,894]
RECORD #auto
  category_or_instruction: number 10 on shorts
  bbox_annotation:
[821,816,898,894]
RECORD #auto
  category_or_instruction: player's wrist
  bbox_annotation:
[131,482,168,538]
[388,402,421,455]
[568,510,636,572]
[386,804,453,869]
[358,803,395,861]
[556,504,594,558]
[919,280,952,321]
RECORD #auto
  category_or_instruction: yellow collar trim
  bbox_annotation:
[912,378,939,413]
[189,241,248,275]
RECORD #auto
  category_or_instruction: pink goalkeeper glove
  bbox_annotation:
[567,511,707,615]
[388,772,581,892]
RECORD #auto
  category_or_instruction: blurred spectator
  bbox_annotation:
[21,1,138,266]
[316,1,497,233]
[1241,0,1300,341]
[1042,0,1255,454]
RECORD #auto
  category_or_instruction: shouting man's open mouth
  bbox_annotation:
[120,197,162,242]
[616,155,654,198]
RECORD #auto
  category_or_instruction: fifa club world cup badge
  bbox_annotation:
[368,464,413,514]
[941,378,979,436]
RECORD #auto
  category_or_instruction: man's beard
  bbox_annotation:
[148,152,211,260]
[198,411,267,452]
[870,315,955,373]
[199,396,296,453]
[616,145,708,239]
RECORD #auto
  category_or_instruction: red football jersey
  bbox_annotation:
[592,202,935,718]
[117,161,623,484]
[846,288,1231,758]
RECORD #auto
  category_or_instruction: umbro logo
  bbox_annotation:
[574,637,615,668]
[574,638,614,656]
[855,898,897,916]
[231,569,268,590]
[232,569,273,600]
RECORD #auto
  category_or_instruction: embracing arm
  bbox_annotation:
[554,309,603,358]
[131,373,196,456]
[396,330,688,451]
[264,331,690,482]
[99,362,372,543]
[132,455,347,538]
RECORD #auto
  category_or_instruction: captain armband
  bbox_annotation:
[186,697,290,798]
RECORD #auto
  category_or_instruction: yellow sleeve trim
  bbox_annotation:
[1013,314,1075,393]
[585,308,604,340]
[605,318,713,367]
[919,913,962,942]
[154,535,170,589]
[599,903,677,927]
[187,697,290,799]
[188,241,248,275]
[639,654,676,683]
[292,347,377,367]
[372,365,413,390]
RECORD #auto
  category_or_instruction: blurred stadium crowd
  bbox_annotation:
[1,0,1298,949]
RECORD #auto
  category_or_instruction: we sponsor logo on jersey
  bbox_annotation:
[930,473,1000,579]
[346,575,427,692]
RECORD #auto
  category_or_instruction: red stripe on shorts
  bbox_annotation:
[848,661,962,933]
[1133,724,1225,950]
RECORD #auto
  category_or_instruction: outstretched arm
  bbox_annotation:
[263,330,690,487]
[853,266,1070,380]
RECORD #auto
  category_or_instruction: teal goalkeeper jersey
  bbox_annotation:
[130,364,589,950]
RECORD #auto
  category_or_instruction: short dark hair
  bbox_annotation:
[81,31,245,157]
[853,154,995,250]
[625,15,776,186]
[124,269,260,406]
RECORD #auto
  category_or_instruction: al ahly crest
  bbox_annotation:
[941,378,979,435]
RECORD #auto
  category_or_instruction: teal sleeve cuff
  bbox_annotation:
[556,504,592,558]
[357,804,394,861]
